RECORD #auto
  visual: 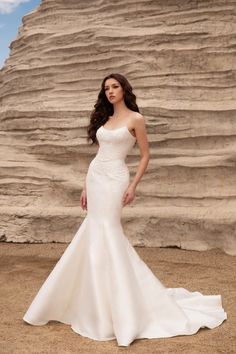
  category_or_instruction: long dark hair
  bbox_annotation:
[87,73,140,144]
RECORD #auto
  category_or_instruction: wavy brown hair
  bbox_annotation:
[86,73,140,144]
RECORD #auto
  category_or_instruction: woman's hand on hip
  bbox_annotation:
[80,189,87,210]
[122,184,136,207]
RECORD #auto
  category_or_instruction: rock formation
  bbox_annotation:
[0,0,235,255]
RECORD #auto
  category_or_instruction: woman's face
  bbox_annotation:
[104,78,124,104]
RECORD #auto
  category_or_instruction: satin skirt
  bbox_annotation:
[23,157,227,346]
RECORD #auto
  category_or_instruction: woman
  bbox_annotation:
[23,73,227,347]
[80,73,149,211]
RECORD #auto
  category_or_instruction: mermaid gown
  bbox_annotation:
[23,125,227,346]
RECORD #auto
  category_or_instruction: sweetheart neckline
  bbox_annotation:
[101,125,136,140]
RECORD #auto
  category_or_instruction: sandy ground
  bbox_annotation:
[0,243,235,354]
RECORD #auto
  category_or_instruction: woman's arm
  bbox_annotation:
[130,114,150,188]
[80,183,87,210]
[122,114,150,206]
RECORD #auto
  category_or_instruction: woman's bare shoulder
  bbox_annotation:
[130,112,145,126]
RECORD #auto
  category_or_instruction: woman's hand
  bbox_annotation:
[80,188,87,210]
[122,184,136,207]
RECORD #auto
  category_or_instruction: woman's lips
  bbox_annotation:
[109,96,115,99]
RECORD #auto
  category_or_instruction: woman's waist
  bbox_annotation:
[94,153,126,162]
[90,155,128,170]
[88,156,130,180]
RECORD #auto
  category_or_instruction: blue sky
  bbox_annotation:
[0,0,40,69]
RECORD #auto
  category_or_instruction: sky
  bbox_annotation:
[0,0,40,69]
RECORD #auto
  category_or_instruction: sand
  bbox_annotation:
[0,243,235,354]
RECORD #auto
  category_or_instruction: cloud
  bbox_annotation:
[0,0,32,14]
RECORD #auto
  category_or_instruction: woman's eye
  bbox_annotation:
[105,86,119,90]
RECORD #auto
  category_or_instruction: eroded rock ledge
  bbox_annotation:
[0,0,235,255]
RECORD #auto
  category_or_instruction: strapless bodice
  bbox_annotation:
[94,126,136,161]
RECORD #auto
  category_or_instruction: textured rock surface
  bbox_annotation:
[0,0,235,254]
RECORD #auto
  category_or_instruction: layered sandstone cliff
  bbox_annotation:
[0,0,235,254]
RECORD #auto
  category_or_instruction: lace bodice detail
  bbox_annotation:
[95,126,136,161]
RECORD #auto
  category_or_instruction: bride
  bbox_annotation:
[23,73,227,347]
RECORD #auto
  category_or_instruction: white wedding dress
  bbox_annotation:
[23,125,227,346]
